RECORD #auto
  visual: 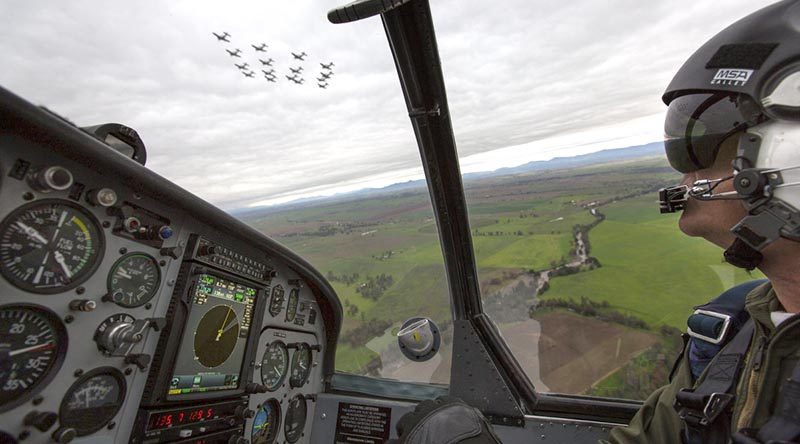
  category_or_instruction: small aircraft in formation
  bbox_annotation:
[211,32,334,89]
[212,31,230,42]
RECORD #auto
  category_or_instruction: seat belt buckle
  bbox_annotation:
[675,389,734,426]
[701,393,734,425]
[687,309,733,345]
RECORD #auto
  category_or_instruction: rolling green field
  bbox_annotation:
[241,154,765,395]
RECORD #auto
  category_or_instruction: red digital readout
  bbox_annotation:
[148,407,216,430]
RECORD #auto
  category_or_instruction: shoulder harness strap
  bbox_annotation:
[686,279,767,380]
[674,319,755,444]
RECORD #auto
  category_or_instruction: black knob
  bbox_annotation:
[24,410,58,432]
[124,353,151,370]
[52,427,77,443]
[198,245,218,256]
[245,383,267,394]
[160,246,183,259]
[30,166,73,192]
[86,188,118,207]
[234,405,254,420]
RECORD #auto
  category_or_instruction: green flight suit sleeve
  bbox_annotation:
[598,351,693,444]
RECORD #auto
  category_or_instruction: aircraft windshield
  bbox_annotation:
[0,0,773,395]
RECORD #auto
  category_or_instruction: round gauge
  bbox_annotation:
[251,399,281,444]
[260,341,288,391]
[268,285,284,317]
[284,395,307,444]
[60,367,126,436]
[0,304,68,413]
[289,343,311,388]
[285,288,299,322]
[107,253,161,308]
[194,305,239,368]
[0,200,104,293]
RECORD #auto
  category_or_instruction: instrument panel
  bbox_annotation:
[0,87,341,444]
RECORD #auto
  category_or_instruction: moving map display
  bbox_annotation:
[168,274,257,398]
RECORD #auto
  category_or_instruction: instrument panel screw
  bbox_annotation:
[64,315,74,324]
[145,303,152,310]
[32,396,43,406]
[320,413,327,420]
[75,287,85,295]
[102,221,111,228]
[739,178,751,187]
[119,247,127,254]
[167,280,175,287]
[159,260,166,267]
[107,422,115,430]
[22,192,34,201]
[124,368,133,376]
[74,369,83,377]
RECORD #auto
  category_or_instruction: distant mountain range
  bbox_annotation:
[230,141,664,216]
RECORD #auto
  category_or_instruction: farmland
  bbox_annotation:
[241,152,765,398]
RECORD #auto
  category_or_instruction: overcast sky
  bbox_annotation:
[0,0,776,209]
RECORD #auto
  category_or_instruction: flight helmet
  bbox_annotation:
[660,0,800,267]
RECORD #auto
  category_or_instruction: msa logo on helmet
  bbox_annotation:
[711,68,754,86]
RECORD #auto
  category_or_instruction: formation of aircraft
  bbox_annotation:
[210,31,336,89]
[212,31,230,42]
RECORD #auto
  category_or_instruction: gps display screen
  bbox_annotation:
[168,274,257,397]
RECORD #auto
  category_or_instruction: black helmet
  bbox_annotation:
[662,0,800,174]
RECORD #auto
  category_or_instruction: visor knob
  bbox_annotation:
[734,170,766,197]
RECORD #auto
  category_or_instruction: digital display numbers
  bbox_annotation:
[194,274,256,335]
[148,407,217,430]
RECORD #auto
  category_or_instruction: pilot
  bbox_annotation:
[606,0,800,443]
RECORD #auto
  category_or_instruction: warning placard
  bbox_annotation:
[334,402,392,444]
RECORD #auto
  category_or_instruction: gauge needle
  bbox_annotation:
[15,221,48,245]
[116,268,133,279]
[215,307,233,341]
[53,251,72,278]
[9,342,54,357]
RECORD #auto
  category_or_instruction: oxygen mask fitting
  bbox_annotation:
[658,176,738,214]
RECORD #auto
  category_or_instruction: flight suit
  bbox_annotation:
[602,282,800,444]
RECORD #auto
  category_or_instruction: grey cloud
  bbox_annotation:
[0,0,776,209]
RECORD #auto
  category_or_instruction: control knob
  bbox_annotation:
[24,410,58,432]
[234,405,255,420]
[52,427,77,443]
[95,315,143,354]
[29,166,73,192]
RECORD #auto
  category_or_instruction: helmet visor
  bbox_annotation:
[664,93,765,173]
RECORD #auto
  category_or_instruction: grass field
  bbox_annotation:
[242,154,765,397]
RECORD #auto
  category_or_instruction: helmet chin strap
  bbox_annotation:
[724,238,763,270]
